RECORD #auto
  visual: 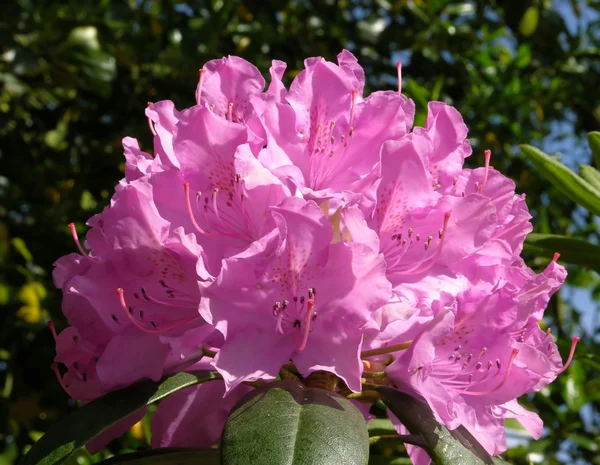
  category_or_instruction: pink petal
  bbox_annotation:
[151,381,252,448]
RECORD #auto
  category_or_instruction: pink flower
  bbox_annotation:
[200,197,391,392]
[195,56,265,124]
[447,152,534,283]
[146,106,289,274]
[255,51,414,209]
[345,129,497,318]
[151,381,252,449]
[50,50,577,462]
[385,257,577,457]
[52,172,210,397]
[422,101,472,187]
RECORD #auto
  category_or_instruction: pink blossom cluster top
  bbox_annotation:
[51,51,577,462]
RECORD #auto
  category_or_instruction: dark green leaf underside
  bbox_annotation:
[378,387,511,465]
[19,371,220,465]
[588,132,600,168]
[524,233,600,271]
[221,380,369,465]
[520,144,600,216]
[94,448,220,465]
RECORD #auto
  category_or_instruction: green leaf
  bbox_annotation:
[221,380,369,465]
[523,233,600,271]
[588,132,600,168]
[368,418,397,437]
[579,165,600,191]
[378,387,511,465]
[94,448,220,465]
[520,144,600,216]
[368,457,412,465]
[67,27,101,50]
[19,371,220,465]
[11,237,33,262]
[514,44,531,68]
[80,190,97,211]
[562,361,588,411]
[519,7,539,37]
[569,434,599,452]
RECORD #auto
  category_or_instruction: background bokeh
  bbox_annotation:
[1,0,599,464]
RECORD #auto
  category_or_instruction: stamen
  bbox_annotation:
[460,349,519,396]
[397,212,451,276]
[480,150,491,192]
[139,287,197,309]
[272,301,281,317]
[228,102,234,122]
[297,299,315,352]
[346,90,358,139]
[117,288,199,335]
[47,320,58,341]
[425,236,432,250]
[195,68,205,104]
[212,188,220,221]
[68,223,94,259]
[183,182,214,237]
[552,252,560,263]
[276,310,286,334]
[396,61,402,94]
[556,336,580,375]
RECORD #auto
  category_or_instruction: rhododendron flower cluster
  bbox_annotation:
[51,51,578,463]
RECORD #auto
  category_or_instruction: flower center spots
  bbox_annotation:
[116,281,201,335]
[382,212,451,276]
[420,336,520,397]
[376,181,410,233]
[114,250,201,334]
[306,89,358,190]
[48,323,101,401]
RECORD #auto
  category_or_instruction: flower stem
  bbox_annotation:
[243,380,266,388]
[361,341,412,358]
[345,390,380,402]
[201,346,217,358]
[362,371,388,379]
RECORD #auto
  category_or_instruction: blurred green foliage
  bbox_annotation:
[1,0,599,464]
